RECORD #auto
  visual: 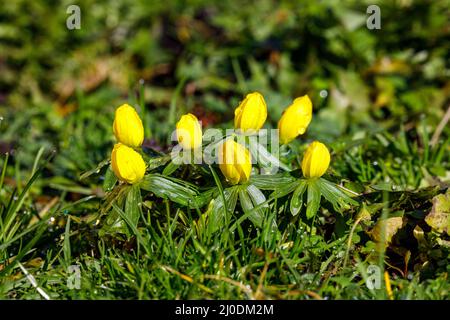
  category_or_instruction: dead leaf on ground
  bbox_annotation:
[369,216,404,245]
[425,190,450,234]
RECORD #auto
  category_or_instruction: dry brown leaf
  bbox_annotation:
[425,191,450,234]
[369,216,403,244]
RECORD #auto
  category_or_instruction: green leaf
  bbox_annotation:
[209,186,238,235]
[147,155,171,171]
[103,206,127,236]
[317,178,358,212]
[79,158,110,180]
[239,188,258,226]
[371,182,397,192]
[250,173,297,191]
[112,203,150,255]
[140,174,199,207]
[162,160,181,176]
[238,185,267,228]
[63,216,71,267]
[270,180,299,199]
[102,166,117,192]
[196,188,218,208]
[306,181,321,220]
[248,142,291,172]
[290,180,307,216]
[247,184,268,211]
[125,184,142,231]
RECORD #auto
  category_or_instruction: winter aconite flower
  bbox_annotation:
[278,95,313,144]
[113,104,144,147]
[301,141,330,178]
[176,113,202,150]
[218,139,252,185]
[234,92,267,133]
[111,143,146,184]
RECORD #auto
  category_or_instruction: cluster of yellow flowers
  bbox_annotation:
[110,92,331,186]
[175,92,330,184]
[111,104,147,184]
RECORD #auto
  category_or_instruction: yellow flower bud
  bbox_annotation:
[111,143,146,184]
[113,104,144,147]
[176,113,202,150]
[218,139,252,185]
[278,95,313,144]
[301,141,330,178]
[234,92,267,133]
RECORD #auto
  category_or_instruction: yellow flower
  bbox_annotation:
[278,95,313,144]
[301,141,330,178]
[218,139,252,185]
[113,104,144,147]
[111,143,146,184]
[234,92,267,133]
[176,113,202,150]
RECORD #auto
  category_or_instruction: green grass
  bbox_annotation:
[0,120,448,299]
[0,0,449,300]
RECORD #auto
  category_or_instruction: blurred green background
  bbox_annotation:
[1,0,449,175]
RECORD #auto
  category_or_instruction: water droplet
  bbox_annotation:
[373,161,378,166]
[139,79,145,85]
[320,90,328,98]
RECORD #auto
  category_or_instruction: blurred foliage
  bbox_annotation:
[1,0,449,149]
